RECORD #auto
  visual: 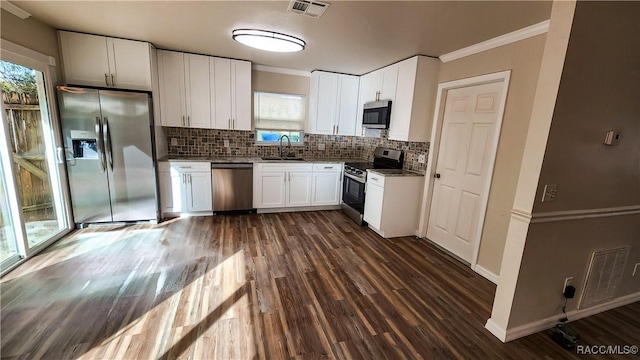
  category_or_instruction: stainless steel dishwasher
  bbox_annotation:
[210,163,254,212]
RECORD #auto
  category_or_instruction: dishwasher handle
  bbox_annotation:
[211,163,253,169]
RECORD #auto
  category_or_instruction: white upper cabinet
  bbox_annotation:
[308,71,359,136]
[158,50,211,128]
[388,56,440,142]
[211,58,252,131]
[59,31,152,91]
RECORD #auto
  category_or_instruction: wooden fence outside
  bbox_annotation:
[2,91,55,223]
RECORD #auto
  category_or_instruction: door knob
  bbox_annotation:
[434,173,441,179]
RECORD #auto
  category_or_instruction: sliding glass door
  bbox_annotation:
[0,44,73,274]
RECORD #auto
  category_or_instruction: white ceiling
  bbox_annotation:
[14,1,552,75]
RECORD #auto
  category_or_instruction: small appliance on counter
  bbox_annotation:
[341,147,403,225]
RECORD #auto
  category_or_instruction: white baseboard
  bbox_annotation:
[257,205,340,214]
[486,292,640,342]
[485,319,507,342]
[474,264,499,284]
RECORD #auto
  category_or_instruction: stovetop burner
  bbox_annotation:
[344,162,374,171]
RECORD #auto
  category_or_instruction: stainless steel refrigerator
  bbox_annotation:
[57,86,158,225]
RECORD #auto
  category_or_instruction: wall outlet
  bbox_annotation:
[563,277,573,293]
[418,154,426,163]
[223,139,229,148]
[318,143,326,151]
[170,138,178,146]
[541,184,558,202]
[633,263,640,276]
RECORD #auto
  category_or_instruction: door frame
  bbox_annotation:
[418,70,511,283]
[0,39,74,275]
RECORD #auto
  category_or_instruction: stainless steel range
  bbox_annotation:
[341,147,404,225]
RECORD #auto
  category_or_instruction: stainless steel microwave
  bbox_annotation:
[362,100,392,129]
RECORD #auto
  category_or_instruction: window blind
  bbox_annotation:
[254,92,305,130]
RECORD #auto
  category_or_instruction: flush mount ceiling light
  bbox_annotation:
[232,29,305,52]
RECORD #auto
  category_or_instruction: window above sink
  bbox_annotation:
[254,91,305,145]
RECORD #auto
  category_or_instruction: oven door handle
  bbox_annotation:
[344,172,366,183]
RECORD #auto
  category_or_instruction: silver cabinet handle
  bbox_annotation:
[104,73,110,86]
[233,119,235,129]
[370,177,379,181]
[178,166,192,169]
[324,166,332,169]
[111,74,115,87]
[182,173,186,183]
[187,116,190,127]
[336,125,339,134]
[182,116,186,127]
[95,117,105,172]
[228,118,231,129]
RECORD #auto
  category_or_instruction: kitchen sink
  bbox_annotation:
[261,156,305,161]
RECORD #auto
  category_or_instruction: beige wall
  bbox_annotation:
[437,34,547,275]
[508,1,640,328]
[1,9,62,81]
[252,70,310,125]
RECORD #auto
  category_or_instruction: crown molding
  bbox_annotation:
[440,20,550,63]
[1,1,31,19]
[251,64,311,77]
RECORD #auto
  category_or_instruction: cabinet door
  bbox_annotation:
[232,60,252,130]
[336,75,359,136]
[363,182,384,229]
[287,172,312,207]
[59,31,110,88]
[185,54,212,128]
[187,172,213,212]
[212,57,232,130]
[381,65,398,101]
[161,170,185,213]
[312,172,342,206]
[313,72,338,134]
[159,171,174,213]
[107,38,152,91]
[388,58,417,141]
[255,172,286,208]
[158,51,187,127]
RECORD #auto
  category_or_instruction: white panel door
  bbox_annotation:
[187,172,212,212]
[363,182,384,229]
[312,172,342,206]
[257,172,286,208]
[212,57,232,129]
[158,51,186,127]
[427,81,505,262]
[232,60,252,130]
[59,32,110,88]
[336,75,360,136]
[107,38,152,91]
[314,72,338,134]
[185,54,211,128]
[287,172,312,207]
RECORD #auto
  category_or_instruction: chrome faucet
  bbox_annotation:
[279,135,291,158]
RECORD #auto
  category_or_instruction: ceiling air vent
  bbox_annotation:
[287,0,330,18]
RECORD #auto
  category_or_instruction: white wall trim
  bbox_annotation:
[440,20,550,63]
[1,39,56,67]
[251,64,311,77]
[500,292,640,342]
[474,264,499,284]
[417,70,511,271]
[530,205,640,223]
[0,1,31,19]
[485,319,507,342]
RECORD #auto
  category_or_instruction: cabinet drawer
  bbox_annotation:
[257,163,313,172]
[168,161,211,172]
[367,172,386,187]
[313,163,342,172]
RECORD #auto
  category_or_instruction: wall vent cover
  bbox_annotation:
[287,0,330,18]
[579,246,629,309]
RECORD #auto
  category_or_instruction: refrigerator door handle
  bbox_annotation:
[103,117,114,172]
[95,117,106,172]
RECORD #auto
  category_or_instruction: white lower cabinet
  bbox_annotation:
[363,171,424,238]
[254,163,342,209]
[159,161,212,215]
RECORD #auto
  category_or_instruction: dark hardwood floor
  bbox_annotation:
[1,211,638,359]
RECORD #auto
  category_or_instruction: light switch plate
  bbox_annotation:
[541,184,558,202]
[170,138,178,146]
[223,139,229,147]
[318,143,326,151]
[418,154,426,163]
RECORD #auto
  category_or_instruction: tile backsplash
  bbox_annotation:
[164,127,429,173]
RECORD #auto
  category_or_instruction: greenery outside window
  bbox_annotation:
[254,91,305,145]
